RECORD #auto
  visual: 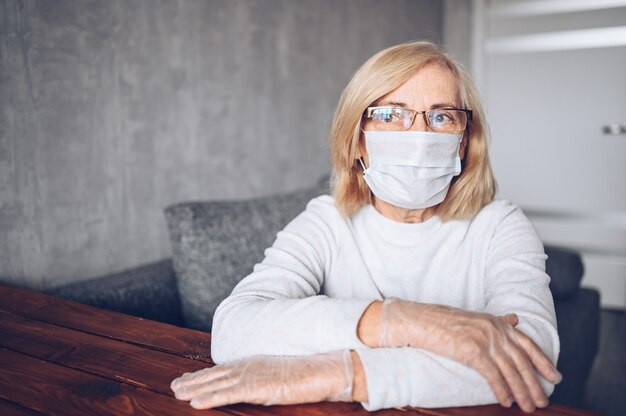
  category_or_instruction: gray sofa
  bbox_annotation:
[46,179,599,409]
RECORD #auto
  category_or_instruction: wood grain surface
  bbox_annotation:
[0,283,212,363]
[0,284,604,415]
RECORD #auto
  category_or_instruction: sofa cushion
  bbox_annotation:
[165,181,329,331]
[47,259,184,326]
[544,245,585,300]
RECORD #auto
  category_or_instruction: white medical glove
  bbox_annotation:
[379,297,561,413]
[170,350,354,409]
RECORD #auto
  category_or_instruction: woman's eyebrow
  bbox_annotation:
[375,101,460,109]
[376,100,408,108]
[430,102,459,109]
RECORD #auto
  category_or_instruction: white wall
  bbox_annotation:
[471,0,626,309]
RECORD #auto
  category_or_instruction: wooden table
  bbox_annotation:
[0,283,603,416]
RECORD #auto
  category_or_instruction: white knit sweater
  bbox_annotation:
[211,195,560,411]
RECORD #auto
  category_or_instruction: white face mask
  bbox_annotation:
[360,130,463,209]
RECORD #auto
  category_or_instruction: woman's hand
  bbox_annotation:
[367,298,562,413]
[170,350,354,409]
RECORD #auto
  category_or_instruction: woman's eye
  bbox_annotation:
[430,111,456,126]
[433,112,451,124]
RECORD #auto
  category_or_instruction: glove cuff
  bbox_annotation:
[379,297,402,347]
[327,349,354,402]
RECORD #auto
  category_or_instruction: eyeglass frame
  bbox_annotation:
[363,106,473,132]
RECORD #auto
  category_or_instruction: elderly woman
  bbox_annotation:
[170,41,561,413]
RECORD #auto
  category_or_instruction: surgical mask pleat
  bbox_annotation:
[361,130,462,210]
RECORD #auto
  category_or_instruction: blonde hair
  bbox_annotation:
[329,41,496,221]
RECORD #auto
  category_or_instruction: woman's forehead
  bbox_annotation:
[378,64,461,107]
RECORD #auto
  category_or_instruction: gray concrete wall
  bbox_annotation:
[0,0,442,289]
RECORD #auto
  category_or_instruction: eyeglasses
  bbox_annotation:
[364,106,472,134]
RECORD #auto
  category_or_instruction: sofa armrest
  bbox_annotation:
[551,287,600,408]
[46,259,184,327]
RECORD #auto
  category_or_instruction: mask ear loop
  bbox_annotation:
[357,126,368,172]
[357,157,367,172]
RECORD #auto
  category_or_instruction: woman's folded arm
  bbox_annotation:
[211,293,372,363]
[484,206,560,373]
[355,347,504,411]
[211,199,373,363]
[349,204,561,412]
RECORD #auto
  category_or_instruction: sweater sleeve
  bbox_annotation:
[355,202,560,411]
[356,348,499,411]
[483,202,560,395]
[211,196,372,364]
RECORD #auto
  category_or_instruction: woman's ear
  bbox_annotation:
[459,134,468,160]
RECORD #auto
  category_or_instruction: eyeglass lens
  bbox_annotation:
[367,108,467,133]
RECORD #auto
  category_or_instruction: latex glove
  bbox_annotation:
[170,350,354,409]
[379,298,562,413]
